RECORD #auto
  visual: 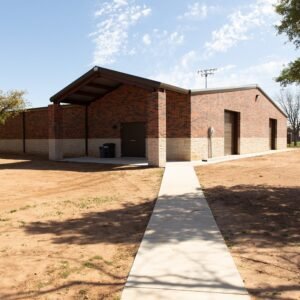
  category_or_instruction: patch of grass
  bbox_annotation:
[79,196,117,209]
[104,260,113,266]
[78,289,89,299]
[60,260,69,267]
[91,255,103,260]
[79,289,87,296]
[46,267,56,275]
[0,218,9,222]
[60,270,71,279]
[89,255,113,266]
[58,260,84,279]
[18,220,26,227]
[36,281,48,290]
[62,196,118,210]
[62,200,72,205]
[82,261,97,269]
[19,205,33,211]
[9,209,17,214]
[59,261,71,279]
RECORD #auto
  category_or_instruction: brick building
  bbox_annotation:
[0,66,287,166]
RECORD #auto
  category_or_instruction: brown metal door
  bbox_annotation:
[269,119,276,150]
[121,122,146,157]
[224,111,238,155]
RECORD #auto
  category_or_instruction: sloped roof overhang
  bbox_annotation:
[50,66,189,105]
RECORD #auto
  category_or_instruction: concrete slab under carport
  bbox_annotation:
[62,156,148,166]
[121,163,250,300]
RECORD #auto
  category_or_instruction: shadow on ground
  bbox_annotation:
[2,184,300,299]
[202,184,300,299]
[25,200,156,245]
[202,184,300,248]
[22,184,300,247]
[0,154,150,172]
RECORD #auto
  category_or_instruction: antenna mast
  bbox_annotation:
[198,68,217,88]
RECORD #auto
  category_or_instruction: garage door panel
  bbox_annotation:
[269,119,277,150]
[224,111,238,155]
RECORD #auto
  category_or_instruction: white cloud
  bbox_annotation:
[139,30,184,54]
[149,50,200,88]
[211,59,287,89]
[91,0,151,65]
[178,2,209,20]
[180,50,197,68]
[128,48,137,55]
[142,33,151,45]
[148,30,184,46]
[169,32,184,45]
[150,50,286,93]
[205,0,278,55]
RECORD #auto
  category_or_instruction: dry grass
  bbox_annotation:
[196,150,300,300]
[0,154,163,300]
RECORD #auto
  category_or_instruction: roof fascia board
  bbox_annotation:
[50,68,98,102]
[256,86,287,118]
[50,66,190,103]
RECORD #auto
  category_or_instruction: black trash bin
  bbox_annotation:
[99,146,105,158]
[99,143,115,158]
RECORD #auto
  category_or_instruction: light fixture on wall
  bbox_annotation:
[255,94,260,102]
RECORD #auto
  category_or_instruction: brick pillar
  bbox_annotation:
[48,103,63,160]
[147,89,166,167]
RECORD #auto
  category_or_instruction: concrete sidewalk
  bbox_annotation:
[121,163,250,300]
[192,148,294,166]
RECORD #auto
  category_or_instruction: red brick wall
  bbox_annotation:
[166,91,190,138]
[48,104,63,139]
[147,90,166,138]
[88,84,149,138]
[62,105,85,139]
[25,109,48,139]
[0,87,287,146]
[0,108,48,140]
[191,89,287,138]
[0,114,23,139]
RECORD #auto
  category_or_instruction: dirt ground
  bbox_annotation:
[0,155,163,300]
[196,150,300,300]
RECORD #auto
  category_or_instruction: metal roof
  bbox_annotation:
[50,66,286,117]
[50,66,189,104]
[191,84,259,95]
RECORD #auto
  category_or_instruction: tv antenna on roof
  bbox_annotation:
[197,68,217,89]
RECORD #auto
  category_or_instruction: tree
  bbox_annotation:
[276,58,300,86]
[275,0,300,85]
[0,90,27,125]
[276,89,300,146]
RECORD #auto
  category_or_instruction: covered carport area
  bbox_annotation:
[49,66,185,167]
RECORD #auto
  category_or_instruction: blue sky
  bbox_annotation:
[0,0,298,107]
